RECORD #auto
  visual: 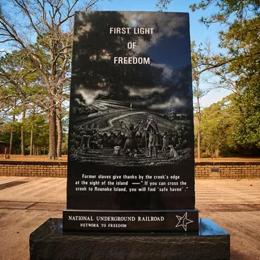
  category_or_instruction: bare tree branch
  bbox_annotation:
[12,0,42,37]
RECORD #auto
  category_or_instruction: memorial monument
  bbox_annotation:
[30,11,230,260]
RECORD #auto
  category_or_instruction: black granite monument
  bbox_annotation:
[63,11,198,232]
[30,10,230,260]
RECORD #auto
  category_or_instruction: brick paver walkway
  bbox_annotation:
[0,177,260,259]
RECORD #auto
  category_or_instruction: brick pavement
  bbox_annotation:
[0,177,260,259]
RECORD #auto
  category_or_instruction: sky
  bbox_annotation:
[0,0,232,109]
[95,0,232,108]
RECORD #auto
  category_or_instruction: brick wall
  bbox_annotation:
[0,161,67,177]
[0,160,259,178]
[196,161,260,179]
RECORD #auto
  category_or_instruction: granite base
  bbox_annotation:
[30,218,230,260]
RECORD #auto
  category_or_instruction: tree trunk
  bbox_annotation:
[20,125,24,155]
[9,130,13,155]
[215,148,220,158]
[30,124,33,156]
[48,94,57,160]
[9,113,16,155]
[20,109,26,155]
[197,124,201,160]
[56,102,63,158]
[196,100,201,160]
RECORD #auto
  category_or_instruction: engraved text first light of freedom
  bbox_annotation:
[110,27,154,65]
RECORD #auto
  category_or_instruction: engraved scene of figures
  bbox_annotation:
[69,99,192,166]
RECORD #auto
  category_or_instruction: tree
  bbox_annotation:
[192,0,260,155]
[190,0,259,25]
[156,0,172,10]
[200,96,238,157]
[0,50,41,155]
[0,0,98,159]
[191,42,213,159]
[220,17,260,152]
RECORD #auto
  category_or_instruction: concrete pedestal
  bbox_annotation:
[30,218,230,260]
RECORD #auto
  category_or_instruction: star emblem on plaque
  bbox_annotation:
[175,212,194,231]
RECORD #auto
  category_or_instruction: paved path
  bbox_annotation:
[0,177,260,260]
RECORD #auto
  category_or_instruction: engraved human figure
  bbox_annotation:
[120,120,142,156]
[169,145,178,158]
[161,131,169,153]
[145,117,159,158]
